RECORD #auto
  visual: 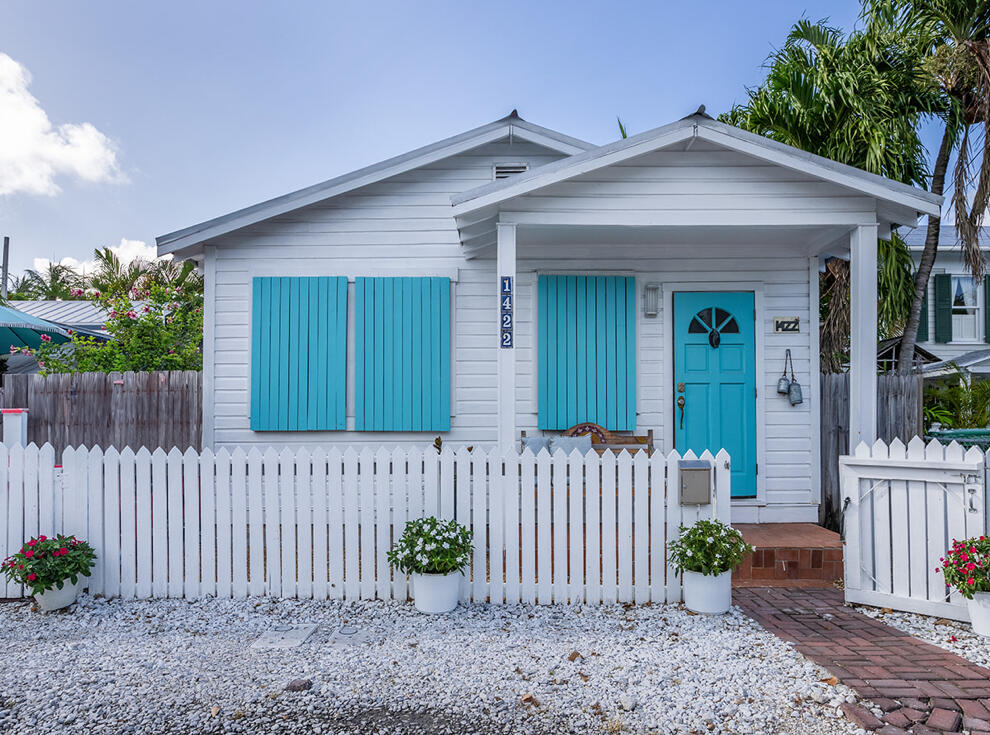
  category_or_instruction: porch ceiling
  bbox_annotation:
[462,222,855,259]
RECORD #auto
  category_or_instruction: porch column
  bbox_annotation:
[496,223,517,451]
[849,224,878,447]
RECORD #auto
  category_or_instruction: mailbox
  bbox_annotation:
[678,459,712,505]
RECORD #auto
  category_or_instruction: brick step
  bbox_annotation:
[732,522,842,589]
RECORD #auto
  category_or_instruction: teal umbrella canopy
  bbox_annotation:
[0,304,71,353]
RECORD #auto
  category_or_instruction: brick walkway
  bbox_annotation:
[735,587,990,734]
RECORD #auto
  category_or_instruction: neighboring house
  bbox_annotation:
[904,225,990,374]
[11,300,115,336]
[156,110,940,523]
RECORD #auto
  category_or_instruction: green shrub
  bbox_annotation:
[3,534,95,596]
[667,518,753,576]
[386,517,473,575]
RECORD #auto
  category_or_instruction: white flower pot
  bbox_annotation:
[34,578,82,612]
[411,572,460,614]
[683,570,732,615]
[968,592,990,636]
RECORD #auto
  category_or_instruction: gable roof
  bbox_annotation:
[451,114,943,223]
[901,224,990,250]
[156,113,594,257]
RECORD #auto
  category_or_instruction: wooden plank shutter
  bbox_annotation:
[538,275,636,431]
[917,288,929,342]
[355,277,450,431]
[933,273,952,343]
[250,276,348,431]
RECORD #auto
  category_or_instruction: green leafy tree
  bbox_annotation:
[863,1,990,371]
[9,262,86,301]
[720,18,945,370]
[17,283,203,374]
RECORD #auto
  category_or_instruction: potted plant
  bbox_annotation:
[2,534,96,611]
[668,518,753,614]
[939,536,990,635]
[387,517,473,614]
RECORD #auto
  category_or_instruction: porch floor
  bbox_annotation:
[732,523,843,589]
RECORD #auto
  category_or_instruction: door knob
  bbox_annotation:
[677,396,685,429]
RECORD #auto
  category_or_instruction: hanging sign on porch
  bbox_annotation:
[500,276,513,348]
[773,316,800,333]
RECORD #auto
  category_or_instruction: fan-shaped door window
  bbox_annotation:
[687,306,739,348]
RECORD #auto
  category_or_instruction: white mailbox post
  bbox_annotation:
[2,408,28,447]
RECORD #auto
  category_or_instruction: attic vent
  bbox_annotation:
[494,163,529,180]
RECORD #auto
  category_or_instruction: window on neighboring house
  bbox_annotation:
[952,275,981,341]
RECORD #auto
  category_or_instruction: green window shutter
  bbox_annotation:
[934,273,952,343]
[355,277,450,432]
[250,276,348,431]
[917,288,929,342]
[538,275,636,431]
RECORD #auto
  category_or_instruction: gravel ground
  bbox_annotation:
[0,595,872,735]
[853,603,990,669]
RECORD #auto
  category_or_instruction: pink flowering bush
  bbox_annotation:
[938,536,990,599]
[2,534,95,596]
[15,282,202,374]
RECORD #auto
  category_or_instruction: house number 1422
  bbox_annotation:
[500,276,513,348]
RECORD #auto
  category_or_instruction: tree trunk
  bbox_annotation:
[898,124,953,372]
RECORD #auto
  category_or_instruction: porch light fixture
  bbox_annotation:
[643,283,660,317]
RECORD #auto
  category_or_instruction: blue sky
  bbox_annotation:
[0,0,881,274]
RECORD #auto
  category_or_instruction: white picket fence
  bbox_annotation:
[1,443,731,604]
[841,437,986,621]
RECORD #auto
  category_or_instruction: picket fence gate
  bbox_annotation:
[1,443,731,604]
[841,437,986,621]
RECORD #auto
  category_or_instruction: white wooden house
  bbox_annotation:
[157,110,941,523]
[904,225,990,374]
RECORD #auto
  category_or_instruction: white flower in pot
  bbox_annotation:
[387,517,473,614]
[2,534,96,612]
[668,519,753,614]
[938,536,990,635]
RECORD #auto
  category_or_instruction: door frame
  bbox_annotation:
[662,281,767,506]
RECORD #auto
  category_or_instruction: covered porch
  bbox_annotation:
[452,113,942,522]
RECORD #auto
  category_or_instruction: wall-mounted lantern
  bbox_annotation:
[643,283,660,317]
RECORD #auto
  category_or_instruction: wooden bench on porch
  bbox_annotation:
[521,422,655,455]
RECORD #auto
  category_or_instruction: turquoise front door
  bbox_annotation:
[673,291,757,498]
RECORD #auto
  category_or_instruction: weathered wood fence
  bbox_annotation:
[1,443,730,604]
[0,372,201,454]
[820,373,923,530]
[842,438,986,621]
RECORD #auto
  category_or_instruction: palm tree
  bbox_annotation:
[864,0,990,371]
[720,19,942,368]
[16,262,86,300]
[88,247,150,295]
[143,258,203,293]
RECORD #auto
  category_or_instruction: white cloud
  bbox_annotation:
[33,239,169,275]
[0,53,122,196]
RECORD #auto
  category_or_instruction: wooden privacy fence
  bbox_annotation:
[820,373,924,530]
[841,438,986,621]
[1,444,730,604]
[0,371,201,454]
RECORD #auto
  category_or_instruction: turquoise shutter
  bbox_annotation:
[250,276,348,431]
[917,287,929,342]
[538,275,636,431]
[355,277,450,431]
[934,273,952,343]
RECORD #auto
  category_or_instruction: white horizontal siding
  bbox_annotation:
[205,138,821,514]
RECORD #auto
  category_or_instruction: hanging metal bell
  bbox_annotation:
[788,379,803,406]
[777,374,790,394]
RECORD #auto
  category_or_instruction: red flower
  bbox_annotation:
[968,578,976,585]
[58,548,67,555]
[24,550,33,559]
[38,535,46,542]
[27,539,36,547]
[951,635,958,642]
[26,573,36,581]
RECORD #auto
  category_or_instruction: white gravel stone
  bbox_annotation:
[853,602,990,668]
[0,595,869,734]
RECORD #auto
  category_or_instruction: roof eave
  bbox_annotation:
[156,116,593,257]
[451,115,943,222]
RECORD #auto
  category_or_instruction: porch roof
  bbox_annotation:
[452,113,943,257]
